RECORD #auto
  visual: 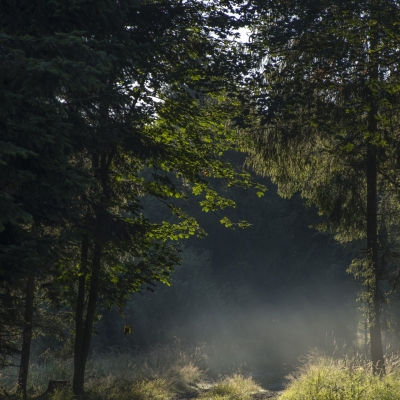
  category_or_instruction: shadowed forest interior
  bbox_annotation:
[3,1,400,399]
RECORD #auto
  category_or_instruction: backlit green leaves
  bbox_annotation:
[245,0,400,242]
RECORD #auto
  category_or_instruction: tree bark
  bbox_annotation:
[364,316,369,357]
[366,8,385,373]
[73,235,89,395]
[17,276,35,398]
[73,149,111,395]
[366,141,385,374]
[73,240,103,395]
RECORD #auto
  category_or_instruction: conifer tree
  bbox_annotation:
[0,2,96,392]
[1,0,262,394]
[243,0,400,373]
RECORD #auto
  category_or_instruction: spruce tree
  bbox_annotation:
[0,1,96,392]
[243,0,400,373]
[1,0,262,394]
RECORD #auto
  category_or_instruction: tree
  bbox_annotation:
[0,2,97,394]
[1,0,263,395]
[243,0,400,373]
[64,1,264,390]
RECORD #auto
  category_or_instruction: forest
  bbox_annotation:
[2,0,400,399]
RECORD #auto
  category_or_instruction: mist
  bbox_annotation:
[92,181,362,389]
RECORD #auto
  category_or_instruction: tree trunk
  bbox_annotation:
[73,149,112,395]
[73,235,89,395]
[364,316,369,357]
[17,276,35,398]
[366,141,385,374]
[73,241,103,395]
[366,9,385,372]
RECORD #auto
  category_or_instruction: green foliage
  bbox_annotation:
[244,0,400,241]
[0,0,263,380]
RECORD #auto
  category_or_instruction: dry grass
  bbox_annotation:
[0,344,205,398]
[0,343,270,399]
[44,378,171,400]
[199,373,263,400]
[279,351,400,400]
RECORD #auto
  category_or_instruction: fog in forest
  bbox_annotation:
[7,175,396,397]
[91,180,363,377]
[6,1,400,398]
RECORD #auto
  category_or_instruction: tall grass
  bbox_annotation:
[200,373,263,400]
[280,351,400,400]
[0,343,206,398]
[0,342,269,399]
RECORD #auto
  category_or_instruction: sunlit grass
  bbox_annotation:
[199,373,263,400]
[0,343,269,399]
[42,368,264,400]
[279,351,400,400]
[44,378,172,400]
[0,344,205,398]
[86,378,172,400]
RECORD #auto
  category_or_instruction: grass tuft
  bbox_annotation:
[280,351,400,400]
[200,373,263,400]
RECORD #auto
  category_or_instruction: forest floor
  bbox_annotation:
[169,372,288,399]
[170,389,283,399]
[1,345,291,399]
[7,349,400,399]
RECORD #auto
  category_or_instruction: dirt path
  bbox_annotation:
[170,369,288,399]
[171,389,283,399]
[251,391,282,399]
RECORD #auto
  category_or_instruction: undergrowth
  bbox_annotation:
[199,374,263,400]
[280,351,400,400]
[0,344,205,398]
[0,343,266,399]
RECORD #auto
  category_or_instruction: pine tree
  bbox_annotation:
[243,0,400,373]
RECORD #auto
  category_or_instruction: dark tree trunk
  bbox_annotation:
[73,241,103,395]
[73,149,112,395]
[73,235,89,395]
[18,276,35,398]
[366,7,385,373]
[366,142,385,375]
